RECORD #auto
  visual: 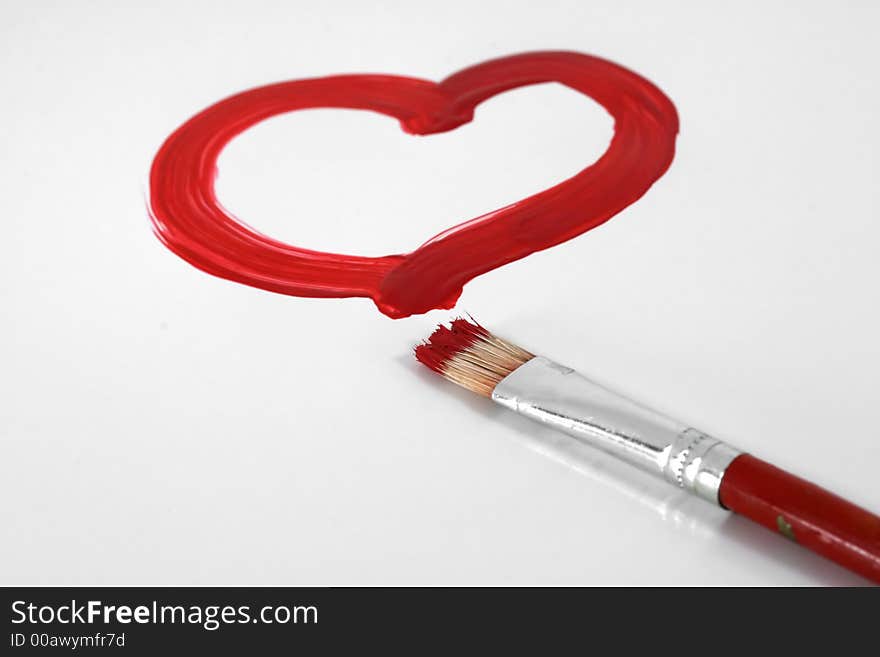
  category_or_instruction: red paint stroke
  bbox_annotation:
[149,51,678,318]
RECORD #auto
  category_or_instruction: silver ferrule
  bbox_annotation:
[491,357,742,507]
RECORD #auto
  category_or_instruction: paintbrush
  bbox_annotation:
[414,317,880,583]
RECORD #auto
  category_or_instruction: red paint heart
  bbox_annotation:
[149,51,678,318]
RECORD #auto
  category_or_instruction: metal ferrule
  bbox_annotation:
[491,357,742,507]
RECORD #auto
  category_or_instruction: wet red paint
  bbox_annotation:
[149,51,678,318]
[415,318,490,373]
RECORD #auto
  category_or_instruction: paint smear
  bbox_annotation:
[148,51,678,318]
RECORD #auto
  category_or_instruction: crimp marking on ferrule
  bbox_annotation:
[666,428,709,489]
[664,428,742,505]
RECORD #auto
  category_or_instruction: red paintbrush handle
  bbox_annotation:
[719,454,880,583]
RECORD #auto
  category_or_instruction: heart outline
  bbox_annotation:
[149,51,678,318]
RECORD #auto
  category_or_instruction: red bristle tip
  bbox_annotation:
[413,342,446,373]
[414,317,486,372]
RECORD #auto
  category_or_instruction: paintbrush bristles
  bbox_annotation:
[414,318,533,396]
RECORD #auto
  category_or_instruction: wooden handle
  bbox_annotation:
[719,454,880,583]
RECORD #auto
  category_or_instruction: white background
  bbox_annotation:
[2,1,878,585]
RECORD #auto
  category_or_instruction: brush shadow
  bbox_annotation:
[395,352,508,420]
